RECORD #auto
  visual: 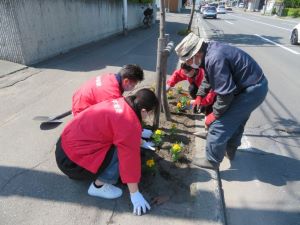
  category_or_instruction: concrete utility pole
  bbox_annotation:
[122,0,128,35]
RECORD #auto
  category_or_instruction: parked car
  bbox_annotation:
[238,2,244,8]
[200,6,207,14]
[217,5,226,14]
[203,6,217,19]
[290,23,300,45]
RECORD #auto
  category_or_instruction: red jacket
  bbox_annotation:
[72,73,122,116]
[62,97,142,183]
[167,68,217,106]
[167,68,204,88]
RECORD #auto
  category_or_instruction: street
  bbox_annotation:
[197,10,300,225]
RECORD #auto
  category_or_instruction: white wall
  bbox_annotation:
[0,0,144,65]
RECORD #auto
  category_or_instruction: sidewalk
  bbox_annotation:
[0,12,224,225]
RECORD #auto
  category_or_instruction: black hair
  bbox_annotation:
[125,88,158,122]
[119,64,144,82]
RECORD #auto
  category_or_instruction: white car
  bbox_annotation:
[290,23,300,45]
[238,2,244,8]
[217,5,226,14]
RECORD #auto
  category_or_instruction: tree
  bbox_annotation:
[153,0,167,129]
[187,0,196,31]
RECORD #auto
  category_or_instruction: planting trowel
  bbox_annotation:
[33,110,72,124]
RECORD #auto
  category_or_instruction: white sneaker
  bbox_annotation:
[88,183,123,199]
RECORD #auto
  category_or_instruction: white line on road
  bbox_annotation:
[224,20,234,25]
[230,14,292,31]
[255,34,300,55]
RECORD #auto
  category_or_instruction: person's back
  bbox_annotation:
[72,64,144,116]
[63,97,142,178]
[72,73,122,116]
[144,7,153,17]
[205,42,265,95]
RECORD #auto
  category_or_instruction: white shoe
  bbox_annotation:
[88,183,123,199]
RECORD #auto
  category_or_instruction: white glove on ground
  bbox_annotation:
[142,129,153,139]
[141,140,155,151]
[130,191,151,216]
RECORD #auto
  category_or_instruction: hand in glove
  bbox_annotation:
[166,85,171,92]
[130,191,151,216]
[142,129,153,139]
[141,140,155,151]
[205,113,217,127]
[193,96,202,108]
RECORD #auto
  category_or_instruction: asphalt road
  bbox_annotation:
[196,9,300,225]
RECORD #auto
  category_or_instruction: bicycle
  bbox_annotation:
[143,7,153,28]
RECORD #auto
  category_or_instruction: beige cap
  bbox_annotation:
[175,32,205,63]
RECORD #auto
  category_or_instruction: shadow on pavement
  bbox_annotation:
[0,164,217,220]
[221,148,300,186]
[226,207,300,225]
[211,33,284,46]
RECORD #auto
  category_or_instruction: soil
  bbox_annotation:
[139,90,204,204]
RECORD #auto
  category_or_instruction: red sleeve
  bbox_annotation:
[167,69,188,87]
[201,90,217,106]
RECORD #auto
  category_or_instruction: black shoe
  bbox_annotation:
[225,147,237,161]
[192,157,219,170]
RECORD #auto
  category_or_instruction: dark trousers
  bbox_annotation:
[188,83,198,99]
[55,138,114,180]
[206,78,268,164]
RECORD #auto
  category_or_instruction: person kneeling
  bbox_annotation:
[55,88,158,216]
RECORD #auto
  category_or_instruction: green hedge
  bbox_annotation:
[282,8,300,17]
[128,0,154,3]
[284,0,300,8]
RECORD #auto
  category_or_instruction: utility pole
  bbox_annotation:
[122,0,128,35]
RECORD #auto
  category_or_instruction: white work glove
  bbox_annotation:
[130,191,151,216]
[142,129,153,139]
[141,140,155,151]
[166,85,171,92]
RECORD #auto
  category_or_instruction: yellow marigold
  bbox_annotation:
[155,129,162,135]
[177,102,182,108]
[187,100,191,106]
[172,143,182,153]
[146,159,155,168]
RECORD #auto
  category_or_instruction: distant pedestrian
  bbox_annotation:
[55,88,158,215]
[72,64,144,116]
[175,32,268,169]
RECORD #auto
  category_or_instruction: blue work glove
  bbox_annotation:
[142,129,153,139]
[130,191,151,216]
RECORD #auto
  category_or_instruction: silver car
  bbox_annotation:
[217,5,226,14]
[203,6,217,19]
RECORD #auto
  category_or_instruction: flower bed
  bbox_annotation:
[139,89,203,205]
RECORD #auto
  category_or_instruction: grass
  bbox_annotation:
[177,29,191,36]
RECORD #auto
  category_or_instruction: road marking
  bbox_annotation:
[230,14,292,31]
[197,13,208,39]
[255,34,300,55]
[224,20,233,25]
